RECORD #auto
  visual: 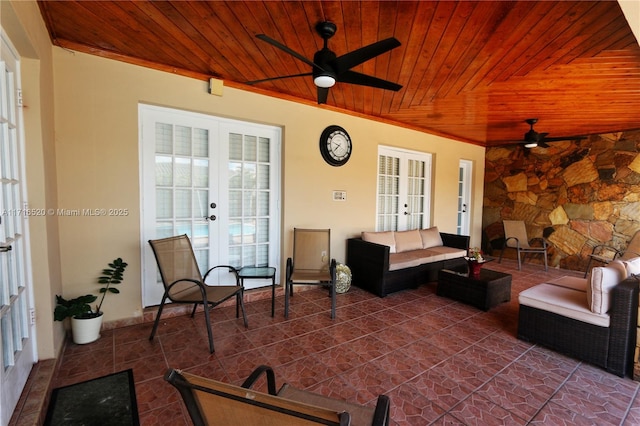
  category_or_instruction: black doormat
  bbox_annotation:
[44,369,139,426]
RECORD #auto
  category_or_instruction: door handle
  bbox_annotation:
[0,245,12,253]
[204,215,217,221]
[462,204,467,213]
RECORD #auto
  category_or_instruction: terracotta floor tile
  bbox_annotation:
[387,383,447,425]
[475,375,548,421]
[259,338,311,366]
[406,368,472,410]
[134,376,180,414]
[529,400,601,425]
[16,259,640,425]
[448,393,528,425]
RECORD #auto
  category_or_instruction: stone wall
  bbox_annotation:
[483,130,640,272]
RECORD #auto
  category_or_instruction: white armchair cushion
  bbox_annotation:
[362,231,396,253]
[588,261,627,314]
[622,257,640,276]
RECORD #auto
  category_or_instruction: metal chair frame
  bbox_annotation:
[285,228,337,319]
[584,231,640,277]
[148,234,248,353]
[498,220,548,271]
[165,365,390,426]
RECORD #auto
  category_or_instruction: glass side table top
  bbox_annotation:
[238,266,276,278]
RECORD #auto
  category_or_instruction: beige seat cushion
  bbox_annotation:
[394,229,423,253]
[362,231,396,253]
[588,261,626,314]
[519,284,609,327]
[389,249,445,271]
[427,246,467,260]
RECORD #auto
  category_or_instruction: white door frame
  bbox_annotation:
[0,29,37,426]
[376,146,432,231]
[457,159,472,236]
[139,104,281,307]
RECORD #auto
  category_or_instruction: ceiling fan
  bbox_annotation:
[512,118,586,148]
[247,21,403,104]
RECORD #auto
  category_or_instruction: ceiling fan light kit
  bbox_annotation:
[314,75,336,88]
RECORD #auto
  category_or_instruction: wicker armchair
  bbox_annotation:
[518,276,639,377]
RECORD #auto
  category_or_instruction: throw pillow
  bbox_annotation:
[362,231,396,253]
[420,227,443,249]
[588,262,627,314]
[394,229,423,253]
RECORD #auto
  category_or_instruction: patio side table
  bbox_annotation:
[238,266,277,317]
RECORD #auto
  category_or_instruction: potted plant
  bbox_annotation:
[54,257,128,344]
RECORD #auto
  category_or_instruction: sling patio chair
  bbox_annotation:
[148,234,248,353]
[285,228,337,319]
[165,365,390,426]
[584,230,640,277]
[498,220,548,271]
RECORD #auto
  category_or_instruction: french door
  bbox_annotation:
[376,146,432,231]
[140,105,281,307]
[457,160,472,235]
[0,31,36,426]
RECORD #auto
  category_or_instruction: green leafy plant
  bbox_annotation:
[54,257,128,321]
[54,294,97,321]
[96,257,128,313]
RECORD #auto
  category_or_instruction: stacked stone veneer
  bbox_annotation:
[484,130,640,379]
[483,130,640,272]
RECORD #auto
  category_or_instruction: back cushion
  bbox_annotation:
[622,257,640,276]
[420,227,443,249]
[394,230,423,253]
[362,231,396,253]
[588,261,627,314]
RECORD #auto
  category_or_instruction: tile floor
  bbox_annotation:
[11,259,640,425]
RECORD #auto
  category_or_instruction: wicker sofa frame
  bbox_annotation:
[346,233,469,297]
[518,277,639,377]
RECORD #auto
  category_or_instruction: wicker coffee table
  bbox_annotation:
[437,268,512,311]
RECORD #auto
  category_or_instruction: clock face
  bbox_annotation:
[320,125,352,166]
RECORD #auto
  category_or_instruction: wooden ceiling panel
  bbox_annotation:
[37,0,640,147]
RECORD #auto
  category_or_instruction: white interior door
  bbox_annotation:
[376,146,432,231]
[140,105,280,307]
[457,160,472,235]
[0,31,36,426]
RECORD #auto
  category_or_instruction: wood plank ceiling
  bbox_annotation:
[37,0,640,147]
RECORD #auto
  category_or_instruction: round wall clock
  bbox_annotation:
[319,125,352,166]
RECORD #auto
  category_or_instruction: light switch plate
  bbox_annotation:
[333,190,347,201]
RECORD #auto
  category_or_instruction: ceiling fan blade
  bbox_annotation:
[317,87,329,104]
[246,72,312,85]
[334,38,401,74]
[541,135,587,142]
[256,34,324,71]
[337,70,402,91]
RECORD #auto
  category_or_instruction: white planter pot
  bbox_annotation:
[71,312,103,344]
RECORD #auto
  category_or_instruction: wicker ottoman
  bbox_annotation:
[437,268,512,311]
